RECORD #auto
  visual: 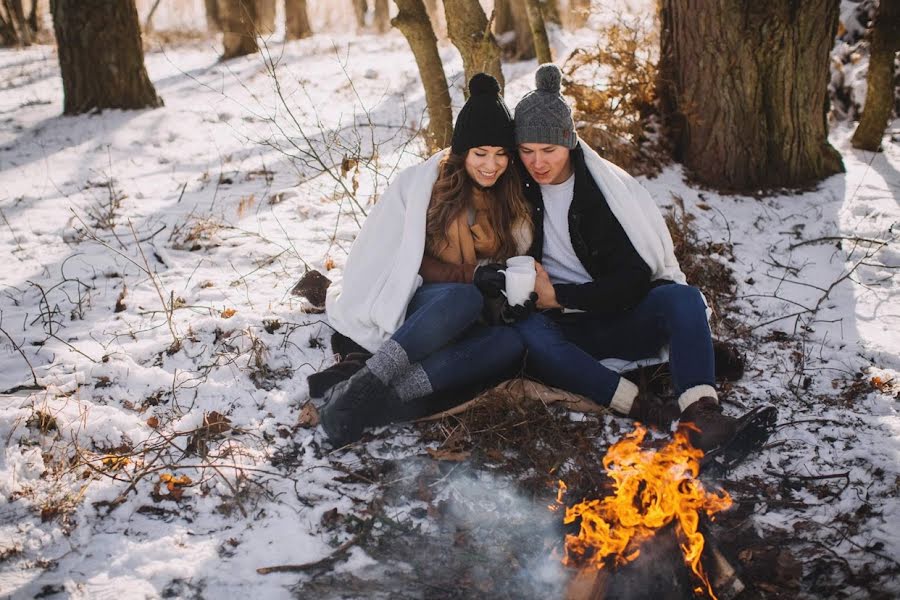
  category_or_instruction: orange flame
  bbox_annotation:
[557,425,732,599]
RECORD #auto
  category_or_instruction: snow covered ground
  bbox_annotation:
[1,13,898,600]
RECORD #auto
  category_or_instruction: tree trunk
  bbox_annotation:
[542,0,561,25]
[373,0,390,33]
[493,0,512,33]
[143,0,162,32]
[443,0,504,93]
[204,0,221,31]
[256,0,275,35]
[851,0,900,151]
[393,0,453,150]
[352,0,367,29]
[50,0,162,114]
[27,0,38,33]
[423,0,445,38]
[507,0,534,60]
[218,0,258,59]
[1,0,31,46]
[658,0,844,192]
[285,0,312,39]
[523,0,551,64]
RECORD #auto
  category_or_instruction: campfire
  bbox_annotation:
[554,425,738,600]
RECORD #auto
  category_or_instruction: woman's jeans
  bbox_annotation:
[512,284,714,406]
[392,283,524,394]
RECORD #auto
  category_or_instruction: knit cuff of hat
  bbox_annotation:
[365,339,410,385]
[678,385,718,412]
[515,125,577,149]
[393,364,433,402]
[609,377,639,416]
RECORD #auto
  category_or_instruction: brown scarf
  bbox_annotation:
[432,189,500,265]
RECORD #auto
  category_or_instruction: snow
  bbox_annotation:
[1,6,899,599]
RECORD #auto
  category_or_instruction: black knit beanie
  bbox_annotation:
[450,73,515,155]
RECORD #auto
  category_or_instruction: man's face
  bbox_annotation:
[517,143,573,185]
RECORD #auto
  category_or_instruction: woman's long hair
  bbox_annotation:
[425,151,532,262]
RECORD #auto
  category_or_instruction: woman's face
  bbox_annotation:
[464,146,509,188]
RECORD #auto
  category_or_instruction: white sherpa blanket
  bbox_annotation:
[325,139,686,353]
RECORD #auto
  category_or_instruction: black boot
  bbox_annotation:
[318,366,396,447]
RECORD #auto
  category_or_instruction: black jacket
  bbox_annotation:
[522,144,658,314]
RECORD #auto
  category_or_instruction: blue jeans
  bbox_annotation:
[512,284,714,406]
[393,283,524,393]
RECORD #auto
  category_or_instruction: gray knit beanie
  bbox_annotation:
[514,63,577,149]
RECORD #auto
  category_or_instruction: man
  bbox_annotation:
[512,64,773,453]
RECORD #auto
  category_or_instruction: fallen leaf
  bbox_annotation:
[204,411,232,435]
[324,257,335,271]
[297,402,319,428]
[221,308,236,319]
[146,416,159,428]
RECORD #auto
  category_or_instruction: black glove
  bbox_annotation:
[500,292,538,324]
[473,263,506,298]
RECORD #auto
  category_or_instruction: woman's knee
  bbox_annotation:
[650,284,706,316]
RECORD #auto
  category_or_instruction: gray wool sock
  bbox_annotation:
[365,339,410,384]
[392,364,433,401]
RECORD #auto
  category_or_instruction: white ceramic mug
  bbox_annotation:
[506,255,535,271]
[500,266,536,306]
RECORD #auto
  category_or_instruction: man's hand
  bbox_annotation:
[534,262,562,309]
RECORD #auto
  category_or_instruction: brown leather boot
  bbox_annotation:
[627,391,680,430]
[678,397,738,452]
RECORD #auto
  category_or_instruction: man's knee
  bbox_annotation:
[650,284,706,317]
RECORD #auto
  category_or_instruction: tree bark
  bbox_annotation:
[658,0,844,192]
[507,0,534,60]
[443,0,504,93]
[493,0,512,33]
[27,0,38,33]
[542,0,561,25]
[219,0,258,59]
[851,0,900,151]
[1,0,31,46]
[393,0,453,150]
[523,0,551,64]
[285,0,312,40]
[373,0,390,33]
[50,0,161,114]
[256,0,275,35]
[352,0,367,29]
[204,0,221,32]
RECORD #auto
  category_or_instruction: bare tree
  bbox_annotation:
[393,0,453,149]
[256,0,275,35]
[443,0,504,92]
[523,0,551,64]
[204,0,222,31]
[373,0,390,33]
[567,0,589,28]
[219,0,259,59]
[495,0,534,60]
[657,0,843,191]
[50,0,162,114]
[542,0,561,25]
[1,0,31,46]
[851,0,900,151]
[352,0,367,29]
[285,0,312,40]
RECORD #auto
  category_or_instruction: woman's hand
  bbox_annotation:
[534,262,562,309]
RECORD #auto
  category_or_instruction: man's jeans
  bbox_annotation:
[512,284,714,406]
[393,283,524,393]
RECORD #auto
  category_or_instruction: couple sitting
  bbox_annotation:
[316,65,766,456]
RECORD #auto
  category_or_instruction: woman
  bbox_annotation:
[318,73,533,446]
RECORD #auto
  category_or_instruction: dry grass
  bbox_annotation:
[562,17,669,177]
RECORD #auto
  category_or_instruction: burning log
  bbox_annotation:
[556,425,742,600]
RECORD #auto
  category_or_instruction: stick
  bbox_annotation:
[257,518,374,574]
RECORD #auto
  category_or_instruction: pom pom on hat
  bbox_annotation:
[534,63,562,94]
[468,72,501,97]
